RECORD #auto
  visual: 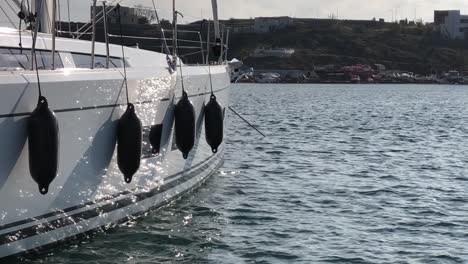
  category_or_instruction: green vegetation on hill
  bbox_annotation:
[65,18,468,74]
[226,19,468,73]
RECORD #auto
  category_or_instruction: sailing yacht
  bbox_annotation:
[0,0,230,258]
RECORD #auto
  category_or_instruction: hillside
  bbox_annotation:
[64,18,468,74]
[226,19,468,74]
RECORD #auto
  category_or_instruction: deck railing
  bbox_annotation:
[63,3,229,65]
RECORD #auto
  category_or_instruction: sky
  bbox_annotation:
[2,0,468,27]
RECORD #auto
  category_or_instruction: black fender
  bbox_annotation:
[174,91,195,159]
[117,103,142,183]
[27,96,59,195]
[204,94,223,153]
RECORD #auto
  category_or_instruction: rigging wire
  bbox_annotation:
[29,0,35,70]
[116,4,130,105]
[208,65,214,94]
[178,59,186,93]
[57,0,61,34]
[228,107,266,138]
[7,0,31,49]
[26,0,31,22]
[67,0,71,37]
[151,0,171,56]
[31,2,43,99]
[4,0,26,68]
[108,34,207,45]
[18,0,24,52]
[206,20,214,95]
[18,18,23,51]
[33,48,43,99]
[171,5,186,93]
[75,0,122,38]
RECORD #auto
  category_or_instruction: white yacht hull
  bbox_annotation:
[0,28,231,259]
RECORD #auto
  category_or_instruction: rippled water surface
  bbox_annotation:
[23,84,468,263]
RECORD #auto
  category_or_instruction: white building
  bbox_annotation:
[254,17,293,33]
[251,47,295,58]
[434,10,468,39]
[93,6,148,25]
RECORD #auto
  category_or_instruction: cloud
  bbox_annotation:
[2,0,468,28]
[133,0,468,22]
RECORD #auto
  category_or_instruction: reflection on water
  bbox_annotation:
[21,84,468,263]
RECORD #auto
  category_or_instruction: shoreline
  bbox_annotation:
[233,82,468,85]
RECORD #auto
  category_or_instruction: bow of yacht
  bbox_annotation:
[0,0,230,259]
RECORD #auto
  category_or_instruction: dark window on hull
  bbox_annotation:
[0,48,63,70]
[71,53,125,68]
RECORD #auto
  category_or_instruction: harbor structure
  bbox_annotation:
[93,5,149,25]
[434,10,468,39]
[251,47,295,58]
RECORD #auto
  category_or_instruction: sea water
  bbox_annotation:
[22,84,468,263]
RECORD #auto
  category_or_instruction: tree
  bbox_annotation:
[160,19,172,28]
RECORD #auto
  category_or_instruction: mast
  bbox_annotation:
[102,1,110,68]
[33,0,54,34]
[51,0,56,69]
[211,0,224,62]
[211,0,220,40]
[172,0,177,58]
[90,0,97,69]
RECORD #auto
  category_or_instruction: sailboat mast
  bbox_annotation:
[172,0,177,57]
[33,0,54,34]
[211,0,220,40]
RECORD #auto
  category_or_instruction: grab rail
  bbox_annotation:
[59,9,230,65]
